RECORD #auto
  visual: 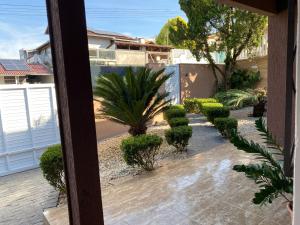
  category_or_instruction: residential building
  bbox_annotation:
[0,59,52,85]
[20,28,173,67]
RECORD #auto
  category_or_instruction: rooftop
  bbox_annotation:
[0,59,52,76]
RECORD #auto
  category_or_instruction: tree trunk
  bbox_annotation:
[224,61,236,90]
[129,125,147,136]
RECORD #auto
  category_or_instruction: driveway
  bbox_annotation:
[0,169,58,225]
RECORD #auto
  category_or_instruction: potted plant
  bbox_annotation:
[230,118,293,217]
[252,89,267,117]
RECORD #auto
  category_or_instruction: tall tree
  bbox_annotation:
[169,0,267,90]
[156,17,187,48]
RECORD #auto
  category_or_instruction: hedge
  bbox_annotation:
[121,134,162,171]
[165,125,192,152]
[168,117,189,128]
[201,102,224,115]
[204,106,230,122]
[214,117,238,138]
[164,108,186,121]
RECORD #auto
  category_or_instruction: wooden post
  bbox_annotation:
[45,0,104,224]
[284,0,296,177]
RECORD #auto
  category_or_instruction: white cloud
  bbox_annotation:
[121,32,133,37]
[0,21,47,59]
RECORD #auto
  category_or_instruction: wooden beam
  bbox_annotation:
[217,0,287,15]
[45,0,104,224]
[284,0,296,177]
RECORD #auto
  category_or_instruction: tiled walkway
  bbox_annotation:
[45,109,291,225]
[0,169,58,225]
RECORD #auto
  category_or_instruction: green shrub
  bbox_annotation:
[183,98,198,113]
[205,107,230,122]
[214,89,264,109]
[40,144,66,193]
[195,98,218,113]
[121,134,162,171]
[168,104,185,111]
[168,117,189,127]
[214,117,238,137]
[164,108,186,121]
[201,102,224,115]
[183,98,218,113]
[230,69,261,89]
[165,126,192,152]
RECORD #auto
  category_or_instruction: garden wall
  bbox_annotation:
[236,55,268,89]
[179,63,224,102]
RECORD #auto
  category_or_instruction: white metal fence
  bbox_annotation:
[0,84,60,176]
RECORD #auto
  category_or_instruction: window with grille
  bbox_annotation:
[4,76,16,84]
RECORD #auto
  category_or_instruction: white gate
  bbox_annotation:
[0,84,60,176]
[165,65,180,104]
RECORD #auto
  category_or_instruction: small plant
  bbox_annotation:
[214,89,266,110]
[40,144,66,194]
[121,134,162,171]
[165,125,192,152]
[230,118,293,206]
[168,117,189,127]
[230,69,261,90]
[205,106,230,123]
[183,98,198,113]
[214,117,238,138]
[164,108,186,121]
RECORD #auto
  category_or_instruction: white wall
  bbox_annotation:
[88,37,113,49]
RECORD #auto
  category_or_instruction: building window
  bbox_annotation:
[89,49,98,58]
[4,76,16,84]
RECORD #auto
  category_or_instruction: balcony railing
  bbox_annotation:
[89,49,116,61]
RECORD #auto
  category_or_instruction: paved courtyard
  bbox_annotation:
[0,169,58,225]
[44,109,291,225]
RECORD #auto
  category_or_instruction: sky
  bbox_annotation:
[0,0,186,59]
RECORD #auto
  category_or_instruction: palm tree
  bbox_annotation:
[94,67,172,136]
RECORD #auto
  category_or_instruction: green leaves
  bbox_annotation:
[169,0,267,89]
[94,67,172,136]
[230,118,293,206]
[214,89,260,109]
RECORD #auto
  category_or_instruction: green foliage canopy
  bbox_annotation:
[156,17,187,48]
[169,0,267,89]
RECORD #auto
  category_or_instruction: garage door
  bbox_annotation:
[0,84,60,176]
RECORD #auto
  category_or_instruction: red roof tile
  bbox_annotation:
[0,63,52,76]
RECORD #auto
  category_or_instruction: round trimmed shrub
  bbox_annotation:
[214,117,238,138]
[183,98,198,113]
[200,102,224,115]
[121,134,162,171]
[164,108,186,121]
[40,144,66,193]
[204,107,230,122]
[165,125,192,152]
[168,117,189,127]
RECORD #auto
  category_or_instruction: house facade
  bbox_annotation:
[0,59,52,85]
[20,28,173,68]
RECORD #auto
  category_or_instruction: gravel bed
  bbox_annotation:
[98,107,265,188]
